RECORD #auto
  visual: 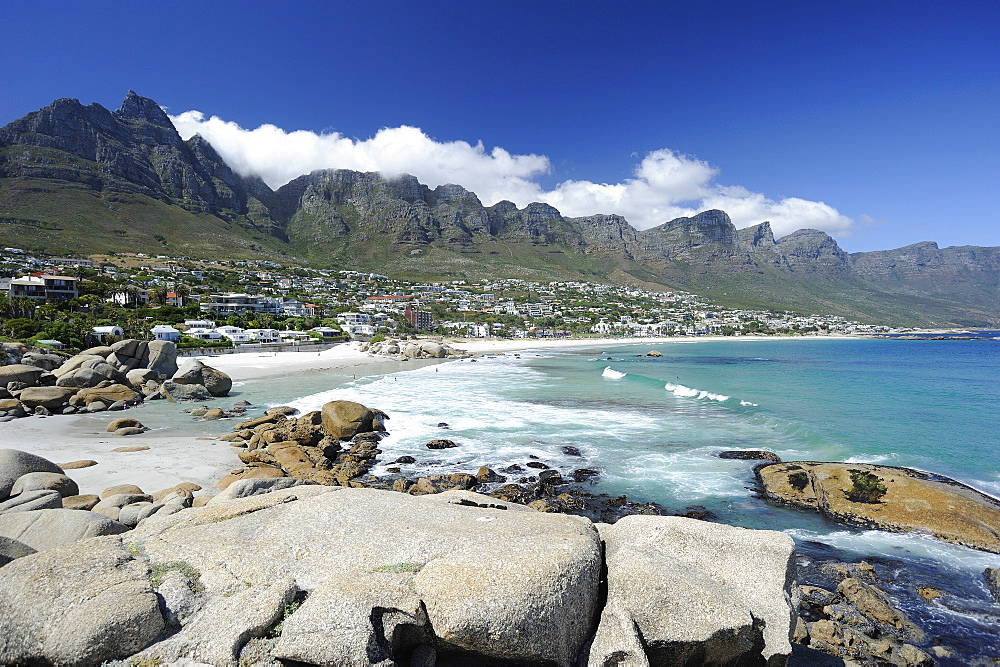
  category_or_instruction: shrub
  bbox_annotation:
[845,469,888,503]
[788,471,810,491]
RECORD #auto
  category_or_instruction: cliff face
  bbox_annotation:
[2,92,999,325]
[0,92,281,235]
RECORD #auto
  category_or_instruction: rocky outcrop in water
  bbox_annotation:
[755,461,1000,553]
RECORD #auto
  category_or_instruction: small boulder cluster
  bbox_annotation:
[0,340,232,420]
[361,338,470,360]
[216,400,389,490]
[0,448,207,566]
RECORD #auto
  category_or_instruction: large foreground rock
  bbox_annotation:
[131,487,601,665]
[589,515,797,666]
[0,486,802,665]
[0,535,165,665]
[756,461,1000,553]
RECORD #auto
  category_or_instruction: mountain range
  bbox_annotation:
[2,92,998,327]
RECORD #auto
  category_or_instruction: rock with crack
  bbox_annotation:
[128,487,601,665]
[0,535,164,665]
[587,515,797,666]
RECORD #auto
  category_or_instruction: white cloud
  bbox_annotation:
[169,111,853,238]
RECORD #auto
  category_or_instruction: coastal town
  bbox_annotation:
[0,247,890,352]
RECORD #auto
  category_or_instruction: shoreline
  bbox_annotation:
[0,331,978,502]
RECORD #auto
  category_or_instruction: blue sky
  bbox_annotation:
[2,1,997,252]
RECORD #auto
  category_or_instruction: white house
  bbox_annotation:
[150,324,180,341]
[184,319,216,329]
[185,327,223,342]
[216,325,254,344]
[336,312,371,327]
[246,328,281,344]
[92,325,124,341]
[280,330,313,343]
[310,326,342,339]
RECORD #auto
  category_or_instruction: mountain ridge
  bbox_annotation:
[2,93,998,326]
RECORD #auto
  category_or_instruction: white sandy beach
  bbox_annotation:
[2,334,853,500]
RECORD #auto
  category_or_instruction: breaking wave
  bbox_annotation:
[664,382,730,402]
[602,367,627,379]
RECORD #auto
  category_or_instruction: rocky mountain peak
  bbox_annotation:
[433,183,482,206]
[738,221,776,251]
[115,91,174,129]
[648,209,738,247]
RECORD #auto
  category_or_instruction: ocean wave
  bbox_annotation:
[602,367,627,380]
[664,382,730,402]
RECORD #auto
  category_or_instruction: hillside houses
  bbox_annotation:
[0,248,888,349]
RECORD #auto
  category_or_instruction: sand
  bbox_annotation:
[2,335,853,499]
[0,342,401,498]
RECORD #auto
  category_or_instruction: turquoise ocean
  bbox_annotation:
[198,336,1000,657]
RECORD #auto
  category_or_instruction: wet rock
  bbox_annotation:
[562,445,583,457]
[526,461,549,469]
[475,466,506,484]
[425,439,457,450]
[572,468,600,482]
[159,381,213,402]
[718,449,781,462]
[985,568,1000,602]
[395,455,416,464]
[107,417,145,432]
[538,470,564,485]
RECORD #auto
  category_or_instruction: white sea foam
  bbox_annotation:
[664,382,730,402]
[739,400,759,407]
[602,367,627,379]
[283,356,663,479]
[784,528,1000,575]
[843,453,899,465]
